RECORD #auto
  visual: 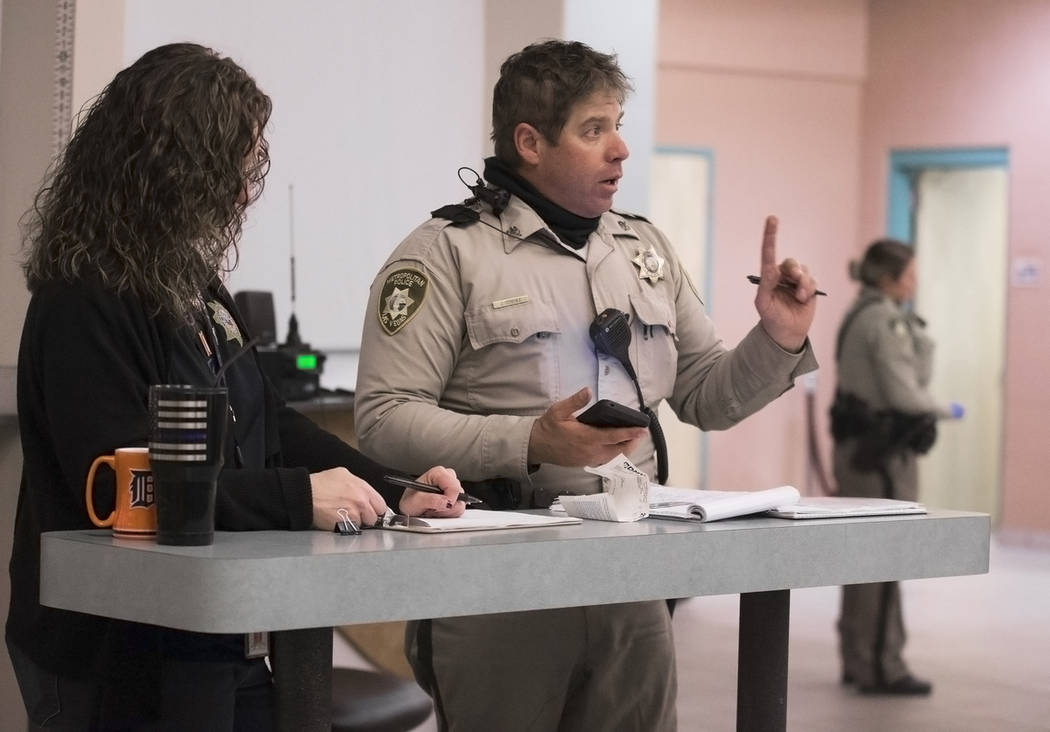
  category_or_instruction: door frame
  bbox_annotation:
[886,147,1009,241]
[886,146,1009,519]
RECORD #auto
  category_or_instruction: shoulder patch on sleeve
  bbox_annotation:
[431,203,481,226]
[378,268,429,335]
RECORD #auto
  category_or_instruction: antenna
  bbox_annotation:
[249,183,326,400]
[285,183,302,346]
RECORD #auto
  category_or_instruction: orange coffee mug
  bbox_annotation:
[85,447,156,538]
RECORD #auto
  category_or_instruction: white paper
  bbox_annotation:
[557,493,623,521]
[767,496,925,519]
[381,510,582,533]
[557,453,649,522]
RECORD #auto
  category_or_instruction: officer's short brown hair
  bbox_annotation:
[491,39,633,167]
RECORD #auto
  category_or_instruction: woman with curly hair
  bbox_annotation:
[8,43,463,730]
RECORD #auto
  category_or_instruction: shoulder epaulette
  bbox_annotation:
[611,209,651,224]
[430,203,481,226]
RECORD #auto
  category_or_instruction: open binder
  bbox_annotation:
[767,496,926,519]
[647,485,801,523]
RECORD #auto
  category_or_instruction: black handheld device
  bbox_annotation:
[588,307,669,484]
[576,399,651,429]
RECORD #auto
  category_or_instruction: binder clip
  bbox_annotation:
[333,507,360,535]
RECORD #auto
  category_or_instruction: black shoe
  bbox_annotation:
[859,674,933,696]
[841,672,855,685]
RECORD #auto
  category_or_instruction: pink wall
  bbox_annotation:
[657,0,1050,540]
[656,0,867,496]
[860,0,1050,538]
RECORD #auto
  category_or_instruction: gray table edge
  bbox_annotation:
[41,509,990,634]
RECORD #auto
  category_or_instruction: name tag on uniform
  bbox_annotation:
[492,295,529,309]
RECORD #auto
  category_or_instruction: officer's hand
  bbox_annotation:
[397,466,466,518]
[528,387,648,467]
[949,402,965,420]
[309,467,389,530]
[754,216,818,352]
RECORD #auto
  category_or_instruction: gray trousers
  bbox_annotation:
[839,580,910,686]
[407,600,677,732]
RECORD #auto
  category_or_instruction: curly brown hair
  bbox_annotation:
[491,39,633,167]
[22,42,272,321]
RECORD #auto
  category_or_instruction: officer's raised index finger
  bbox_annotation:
[761,215,779,271]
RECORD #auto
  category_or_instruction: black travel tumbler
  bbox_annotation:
[148,384,228,546]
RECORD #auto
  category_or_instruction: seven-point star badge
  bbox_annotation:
[632,246,666,283]
[208,300,243,345]
[385,287,413,319]
[378,268,429,335]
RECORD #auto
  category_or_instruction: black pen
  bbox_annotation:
[747,274,827,296]
[383,475,483,505]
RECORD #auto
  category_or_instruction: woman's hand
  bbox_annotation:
[397,465,466,518]
[309,467,389,529]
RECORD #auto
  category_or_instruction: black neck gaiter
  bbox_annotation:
[483,156,600,249]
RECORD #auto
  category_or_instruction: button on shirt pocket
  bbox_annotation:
[629,289,678,403]
[463,299,562,412]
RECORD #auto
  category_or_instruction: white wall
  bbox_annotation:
[563,0,658,215]
[124,1,485,368]
[120,1,659,388]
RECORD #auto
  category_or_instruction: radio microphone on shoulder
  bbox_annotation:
[458,166,509,215]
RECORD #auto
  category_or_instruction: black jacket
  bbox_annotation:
[7,278,402,719]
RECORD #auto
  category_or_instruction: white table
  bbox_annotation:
[41,509,989,731]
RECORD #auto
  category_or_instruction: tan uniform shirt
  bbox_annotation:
[355,194,817,506]
[835,288,947,417]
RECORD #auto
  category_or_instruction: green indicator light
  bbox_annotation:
[296,353,317,370]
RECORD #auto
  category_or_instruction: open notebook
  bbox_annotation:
[647,485,801,523]
[379,510,582,533]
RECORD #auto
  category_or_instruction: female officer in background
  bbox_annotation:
[8,43,462,730]
[831,238,963,696]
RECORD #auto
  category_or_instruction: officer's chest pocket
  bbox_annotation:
[463,299,561,412]
[629,289,678,402]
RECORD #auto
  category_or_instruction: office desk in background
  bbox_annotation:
[41,510,989,732]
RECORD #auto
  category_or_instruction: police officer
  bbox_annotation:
[355,39,820,732]
[832,238,964,696]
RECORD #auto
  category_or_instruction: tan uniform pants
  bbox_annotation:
[407,601,677,732]
[834,442,918,686]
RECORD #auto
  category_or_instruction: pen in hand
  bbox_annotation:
[747,274,827,296]
[383,475,483,505]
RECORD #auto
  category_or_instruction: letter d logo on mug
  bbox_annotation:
[85,447,157,538]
